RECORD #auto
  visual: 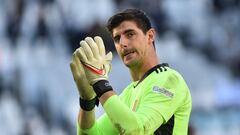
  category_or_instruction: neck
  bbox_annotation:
[129,55,159,81]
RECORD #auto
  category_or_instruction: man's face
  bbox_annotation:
[112,20,152,68]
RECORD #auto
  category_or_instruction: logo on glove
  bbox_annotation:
[82,62,105,75]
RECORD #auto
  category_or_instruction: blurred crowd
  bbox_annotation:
[0,0,239,135]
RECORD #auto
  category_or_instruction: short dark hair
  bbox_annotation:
[106,9,152,35]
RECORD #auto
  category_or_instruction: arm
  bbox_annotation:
[70,50,97,133]
[78,109,95,129]
[71,37,115,134]
[100,91,144,134]
[77,109,96,135]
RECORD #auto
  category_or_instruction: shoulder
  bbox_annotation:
[164,67,183,84]
[149,65,189,93]
[150,65,183,86]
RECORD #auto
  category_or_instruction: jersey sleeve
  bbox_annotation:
[102,95,165,135]
[77,113,118,135]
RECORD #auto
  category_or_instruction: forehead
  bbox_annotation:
[112,20,140,37]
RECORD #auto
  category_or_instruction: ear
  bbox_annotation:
[147,28,156,45]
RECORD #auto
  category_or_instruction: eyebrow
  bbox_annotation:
[113,29,135,39]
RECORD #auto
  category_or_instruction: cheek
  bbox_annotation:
[138,45,148,57]
[138,48,145,56]
[136,40,145,50]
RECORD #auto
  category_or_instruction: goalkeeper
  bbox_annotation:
[70,9,192,135]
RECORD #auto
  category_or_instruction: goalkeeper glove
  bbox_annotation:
[77,36,112,85]
[70,50,97,100]
[77,36,113,97]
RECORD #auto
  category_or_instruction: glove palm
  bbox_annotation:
[70,51,96,100]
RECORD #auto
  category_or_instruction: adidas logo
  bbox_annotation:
[152,86,173,98]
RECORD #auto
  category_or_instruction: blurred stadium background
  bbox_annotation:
[0,0,240,135]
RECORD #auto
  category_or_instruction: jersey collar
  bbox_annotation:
[133,63,169,88]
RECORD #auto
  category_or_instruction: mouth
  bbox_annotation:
[122,49,135,57]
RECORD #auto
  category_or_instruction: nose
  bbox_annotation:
[119,36,128,48]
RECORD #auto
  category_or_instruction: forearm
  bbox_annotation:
[78,109,96,129]
[77,108,102,135]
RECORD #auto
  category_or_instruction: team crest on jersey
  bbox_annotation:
[152,86,174,98]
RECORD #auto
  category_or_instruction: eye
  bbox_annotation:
[127,32,134,38]
[113,36,120,43]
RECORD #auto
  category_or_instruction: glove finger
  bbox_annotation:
[85,37,100,58]
[80,40,94,61]
[105,51,113,62]
[94,36,106,57]
[70,55,78,79]
[108,63,112,73]
[73,50,85,74]
[77,47,88,63]
[70,61,76,75]
[70,50,78,70]
[104,63,112,74]
[105,52,113,74]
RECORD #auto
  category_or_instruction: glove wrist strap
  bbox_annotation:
[93,80,113,98]
[79,97,99,111]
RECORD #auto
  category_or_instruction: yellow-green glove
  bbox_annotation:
[77,36,112,85]
[70,50,96,100]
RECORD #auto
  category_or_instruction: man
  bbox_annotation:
[70,9,192,135]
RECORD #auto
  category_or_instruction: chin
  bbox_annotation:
[125,62,133,68]
[123,61,132,67]
[124,60,139,68]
